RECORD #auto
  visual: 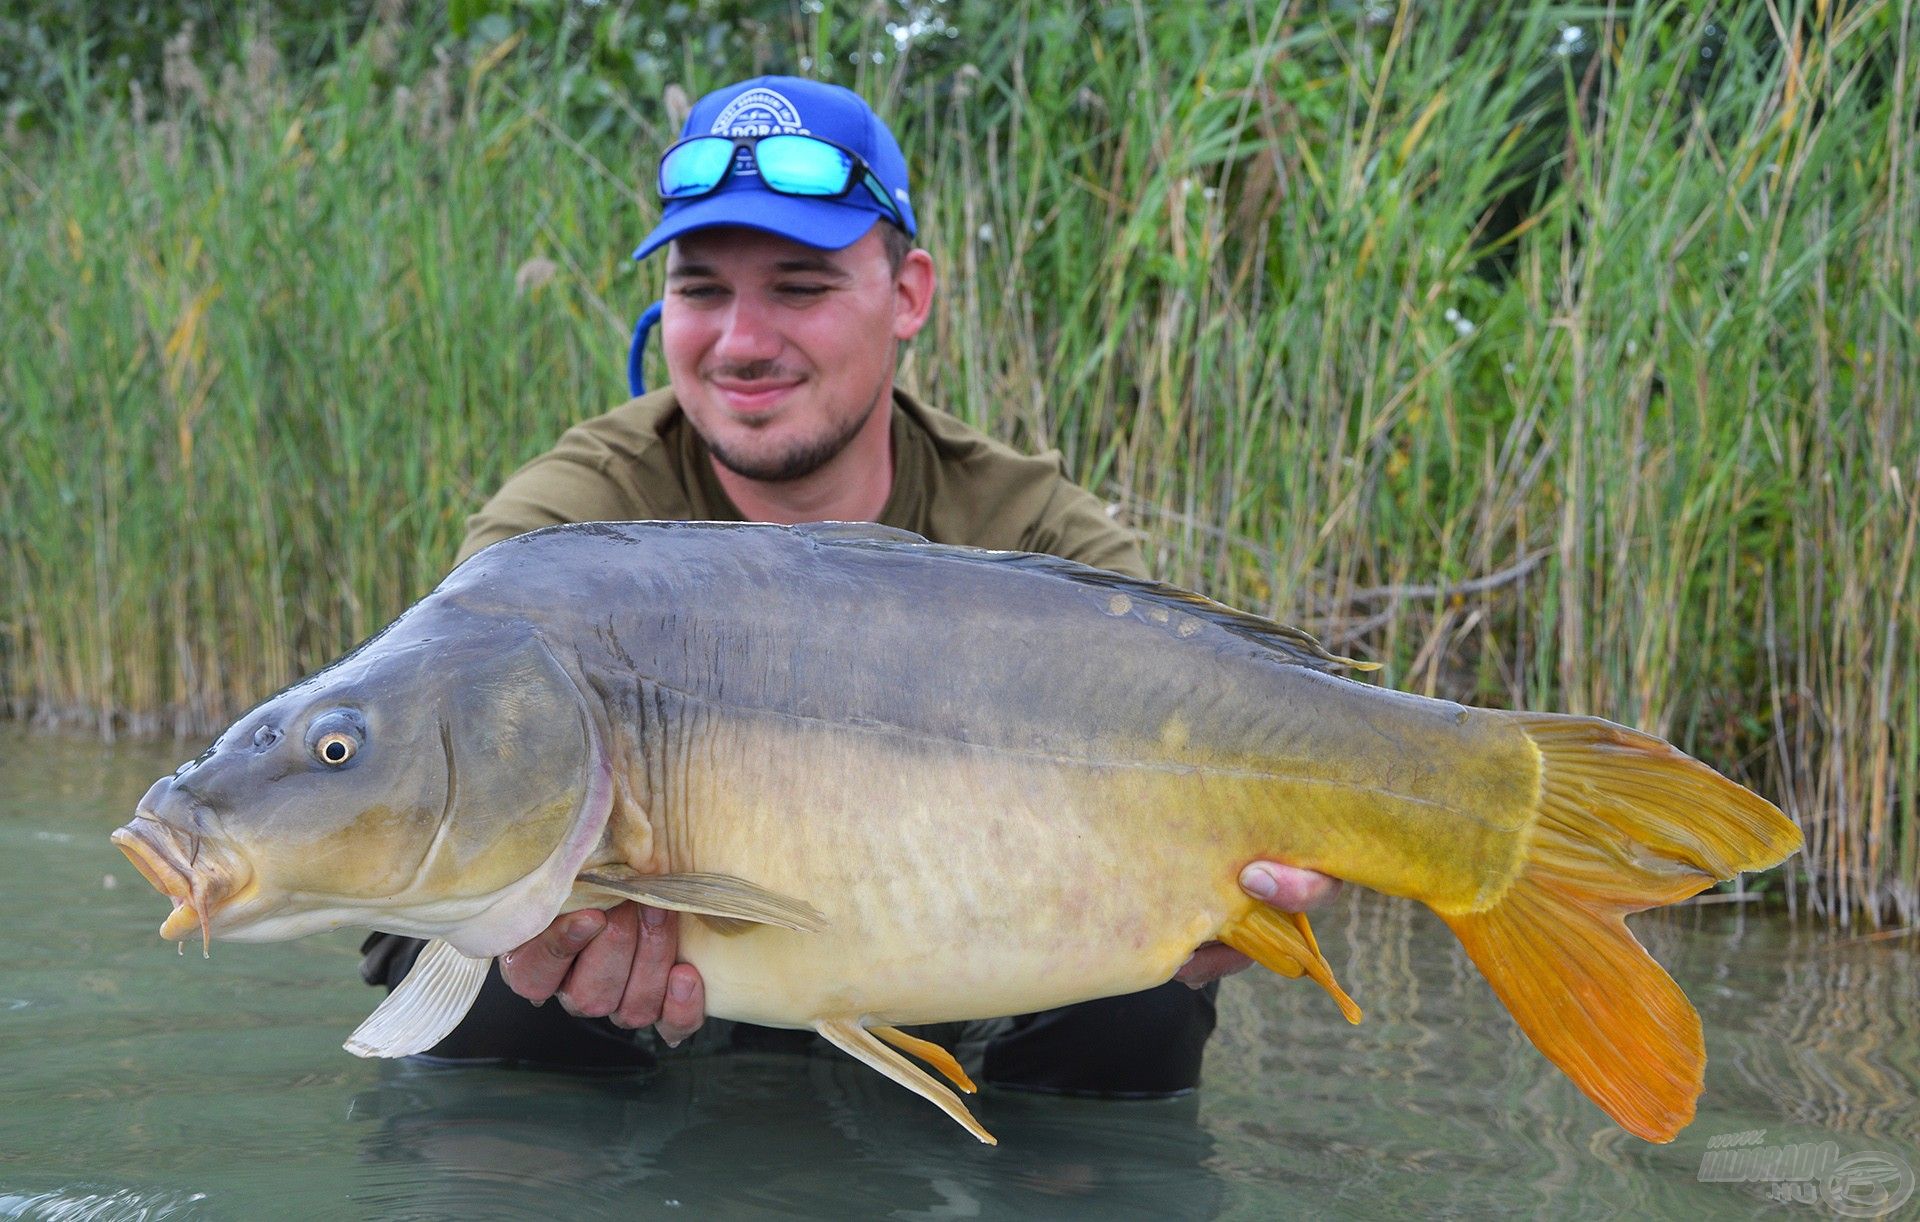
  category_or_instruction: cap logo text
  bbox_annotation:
[711,88,809,177]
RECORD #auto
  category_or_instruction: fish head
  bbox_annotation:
[112,612,612,955]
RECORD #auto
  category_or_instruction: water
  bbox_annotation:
[2,726,1915,1220]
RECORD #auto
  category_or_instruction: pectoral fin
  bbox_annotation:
[1219,906,1363,1024]
[576,865,826,933]
[344,937,491,1058]
[815,1018,996,1145]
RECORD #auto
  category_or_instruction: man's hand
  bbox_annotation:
[498,902,705,1046]
[1172,862,1343,988]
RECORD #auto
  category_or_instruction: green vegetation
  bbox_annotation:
[2,1,1914,925]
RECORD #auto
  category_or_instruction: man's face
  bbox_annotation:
[661,225,931,484]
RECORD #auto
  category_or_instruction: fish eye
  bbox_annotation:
[305,709,366,768]
[316,733,356,766]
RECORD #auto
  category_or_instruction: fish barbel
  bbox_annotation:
[112,522,1800,1145]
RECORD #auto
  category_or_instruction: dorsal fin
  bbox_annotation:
[797,530,1374,676]
[791,521,932,546]
[988,553,1378,674]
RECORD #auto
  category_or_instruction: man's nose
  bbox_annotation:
[713,297,782,363]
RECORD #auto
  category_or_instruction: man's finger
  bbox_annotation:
[655,962,705,1048]
[611,907,677,1029]
[554,902,640,1018]
[500,909,605,1003]
[1239,861,1342,912]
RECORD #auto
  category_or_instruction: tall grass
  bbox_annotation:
[2,1,1914,924]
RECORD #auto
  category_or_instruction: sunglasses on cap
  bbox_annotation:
[656,133,910,233]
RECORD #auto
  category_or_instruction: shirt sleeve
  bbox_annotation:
[456,455,658,565]
[1022,480,1150,580]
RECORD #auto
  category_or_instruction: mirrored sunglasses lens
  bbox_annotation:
[659,138,735,198]
[862,174,896,213]
[755,135,854,196]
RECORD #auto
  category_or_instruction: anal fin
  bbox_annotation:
[577,865,826,933]
[345,937,491,1058]
[815,1018,996,1145]
[1219,906,1363,1024]
[870,1025,978,1093]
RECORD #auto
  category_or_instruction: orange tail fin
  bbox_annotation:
[1438,713,1801,1143]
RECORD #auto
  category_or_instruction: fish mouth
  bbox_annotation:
[111,815,245,956]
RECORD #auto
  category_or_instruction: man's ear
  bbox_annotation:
[892,247,936,342]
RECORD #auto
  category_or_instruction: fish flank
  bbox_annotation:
[609,676,1510,829]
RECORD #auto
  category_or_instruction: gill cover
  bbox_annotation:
[129,614,610,953]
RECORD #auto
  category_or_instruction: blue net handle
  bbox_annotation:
[627,300,664,396]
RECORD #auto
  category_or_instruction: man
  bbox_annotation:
[364,76,1337,1093]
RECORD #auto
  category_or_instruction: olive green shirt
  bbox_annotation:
[457,387,1146,578]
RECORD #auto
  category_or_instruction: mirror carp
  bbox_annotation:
[112,521,1801,1145]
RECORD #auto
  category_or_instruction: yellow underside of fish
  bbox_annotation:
[607,693,1537,1028]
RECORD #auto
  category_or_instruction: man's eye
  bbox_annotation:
[675,284,724,301]
[778,283,830,298]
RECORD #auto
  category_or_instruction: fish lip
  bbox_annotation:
[111,813,247,952]
[112,817,194,902]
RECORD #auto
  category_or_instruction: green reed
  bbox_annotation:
[2,1,1914,924]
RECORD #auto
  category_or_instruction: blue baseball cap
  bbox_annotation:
[632,76,918,260]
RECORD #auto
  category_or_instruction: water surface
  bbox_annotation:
[2,728,1914,1219]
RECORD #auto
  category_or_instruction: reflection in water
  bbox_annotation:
[2,726,1915,1218]
[347,1055,1221,1218]
[1735,917,1917,1144]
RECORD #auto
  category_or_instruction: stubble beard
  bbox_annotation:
[702,380,890,485]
